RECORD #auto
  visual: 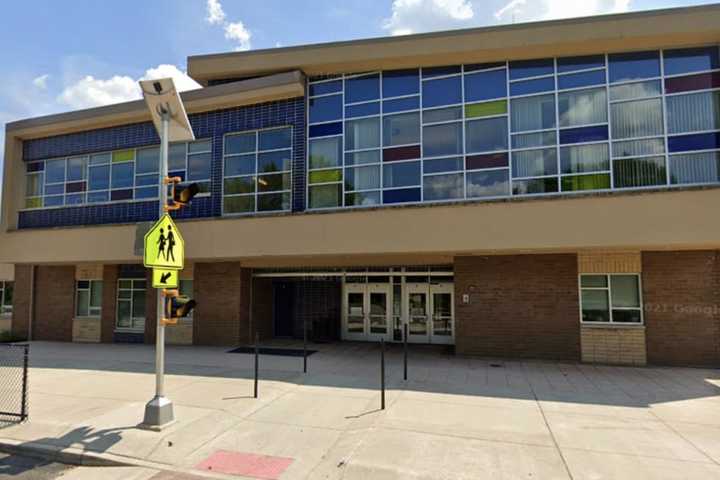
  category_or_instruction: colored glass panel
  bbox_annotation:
[383,145,421,162]
[663,46,720,76]
[345,74,380,103]
[309,169,342,184]
[557,69,606,90]
[668,132,720,153]
[464,69,507,102]
[383,187,421,204]
[382,69,420,97]
[422,66,460,78]
[309,122,342,138]
[466,153,508,170]
[383,96,420,113]
[608,51,660,83]
[664,71,720,94]
[309,184,341,208]
[110,189,133,201]
[422,76,462,108]
[561,173,611,191]
[510,77,555,96]
[309,80,342,96]
[309,95,343,123]
[465,100,507,118]
[559,125,608,144]
[557,55,605,73]
[112,150,134,163]
[509,58,554,80]
[345,102,380,118]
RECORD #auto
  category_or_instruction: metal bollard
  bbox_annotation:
[403,323,408,381]
[254,332,259,399]
[380,338,386,410]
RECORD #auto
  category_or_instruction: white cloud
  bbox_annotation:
[57,64,200,110]
[32,74,50,90]
[224,21,252,51]
[383,0,474,35]
[206,0,226,25]
[495,0,631,23]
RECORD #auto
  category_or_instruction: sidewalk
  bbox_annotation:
[1,341,720,479]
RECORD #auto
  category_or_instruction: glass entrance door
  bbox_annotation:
[342,283,392,341]
[430,284,454,344]
[404,283,430,343]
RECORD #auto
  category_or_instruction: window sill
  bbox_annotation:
[581,322,645,329]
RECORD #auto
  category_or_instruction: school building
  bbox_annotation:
[1,5,719,366]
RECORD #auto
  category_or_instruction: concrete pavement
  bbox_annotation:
[0,341,719,479]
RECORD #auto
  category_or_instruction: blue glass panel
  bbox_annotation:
[557,55,605,73]
[345,74,380,103]
[44,196,64,207]
[464,69,507,102]
[382,69,419,97]
[664,47,720,76]
[309,95,342,123]
[87,191,109,203]
[135,186,158,199]
[424,157,463,174]
[187,152,212,180]
[111,162,134,189]
[422,66,460,78]
[608,51,660,83]
[509,58,554,80]
[309,80,342,96]
[66,157,86,181]
[422,76,462,108]
[168,171,185,181]
[45,159,65,183]
[345,102,380,118]
[135,174,158,187]
[44,184,64,195]
[383,97,420,114]
[88,165,110,190]
[259,128,292,150]
[668,132,720,153]
[65,193,84,205]
[510,77,555,96]
[136,147,159,174]
[559,125,609,144]
[383,187,421,204]
[26,162,44,172]
[464,62,505,73]
[557,70,606,90]
[309,122,342,138]
[383,161,421,188]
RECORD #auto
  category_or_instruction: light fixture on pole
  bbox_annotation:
[139,77,194,429]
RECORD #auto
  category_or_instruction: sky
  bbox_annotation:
[0,0,716,167]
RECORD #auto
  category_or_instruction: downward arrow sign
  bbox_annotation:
[160,272,172,283]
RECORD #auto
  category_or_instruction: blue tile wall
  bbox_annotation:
[19,97,306,229]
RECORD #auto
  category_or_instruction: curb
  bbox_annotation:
[0,438,233,479]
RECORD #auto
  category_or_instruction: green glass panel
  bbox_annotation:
[465,100,507,119]
[309,184,341,208]
[309,169,342,184]
[25,197,42,209]
[561,173,611,192]
[112,149,134,163]
[224,177,255,195]
[224,195,255,213]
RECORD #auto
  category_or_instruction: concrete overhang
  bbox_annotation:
[5,70,305,140]
[187,5,720,85]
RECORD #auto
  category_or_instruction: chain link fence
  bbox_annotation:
[0,344,29,424]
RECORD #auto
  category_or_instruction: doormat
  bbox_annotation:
[227,346,318,357]
[195,450,293,479]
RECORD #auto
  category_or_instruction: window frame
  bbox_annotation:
[115,278,146,332]
[75,280,102,318]
[578,273,644,326]
[0,281,12,316]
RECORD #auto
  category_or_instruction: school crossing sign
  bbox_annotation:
[143,214,185,271]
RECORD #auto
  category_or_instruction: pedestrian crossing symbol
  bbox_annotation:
[152,268,179,288]
[143,214,184,270]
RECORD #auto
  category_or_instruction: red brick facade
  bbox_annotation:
[193,262,251,346]
[454,254,581,361]
[642,251,720,367]
[10,265,32,340]
[100,265,119,343]
[33,266,75,342]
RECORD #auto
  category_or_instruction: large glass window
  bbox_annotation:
[116,279,146,331]
[76,280,102,317]
[580,274,642,324]
[223,127,292,214]
[25,140,211,209]
[0,281,13,316]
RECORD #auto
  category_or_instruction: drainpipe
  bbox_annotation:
[28,265,36,341]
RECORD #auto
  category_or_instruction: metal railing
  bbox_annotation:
[0,344,29,423]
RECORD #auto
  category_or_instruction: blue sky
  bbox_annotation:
[0,0,716,156]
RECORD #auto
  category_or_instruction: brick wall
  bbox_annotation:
[455,254,580,361]
[580,326,646,365]
[100,265,119,343]
[72,318,102,343]
[194,262,250,346]
[144,269,157,345]
[643,251,720,366]
[33,266,75,342]
[11,265,32,339]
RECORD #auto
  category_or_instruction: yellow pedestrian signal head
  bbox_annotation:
[162,289,197,322]
[174,183,200,205]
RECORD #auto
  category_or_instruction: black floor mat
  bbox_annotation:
[227,346,318,357]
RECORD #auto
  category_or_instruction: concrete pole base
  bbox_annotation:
[140,395,175,431]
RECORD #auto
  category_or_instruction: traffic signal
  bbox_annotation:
[164,177,200,211]
[162,289,197,325]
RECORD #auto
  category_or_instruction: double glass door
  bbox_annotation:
[343,281,454,344]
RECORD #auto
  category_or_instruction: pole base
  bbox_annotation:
[140,395,175,431]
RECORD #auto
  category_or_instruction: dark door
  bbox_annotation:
[273,281,295,337]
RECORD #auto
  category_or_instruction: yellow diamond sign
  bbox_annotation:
[152,268,179,289]
[143,214,184,270]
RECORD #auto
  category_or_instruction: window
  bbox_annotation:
[116,279,146,331]
[558,88,607,127]
[25,140,211,209]
[0,281,13,316]
[511,94,556,133]
[76,280,102,317]
[666,91,720,134]
[580,274,643,324]
[223,127,293,214]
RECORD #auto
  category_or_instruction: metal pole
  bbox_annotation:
[380,338,385,410]
[143,110,174,428]
[254,332,259,398]
[403,323,408,381]
[21,345,29,422]
[303,316,307,374]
